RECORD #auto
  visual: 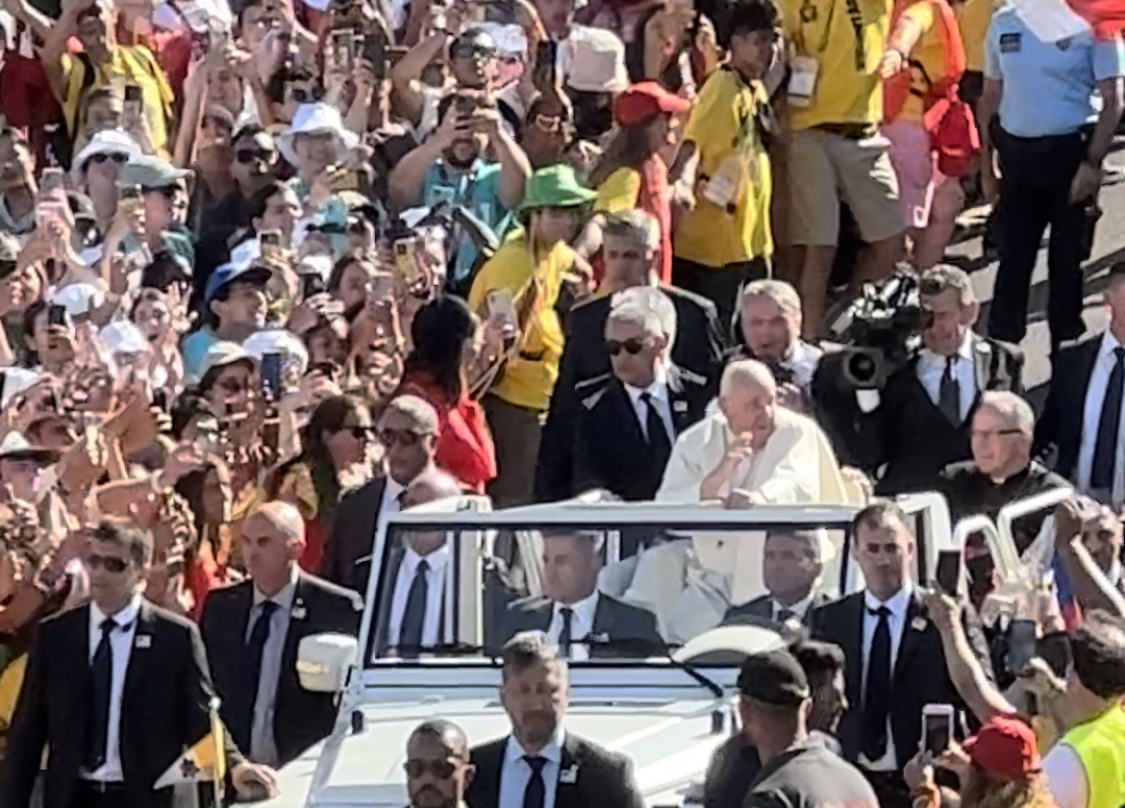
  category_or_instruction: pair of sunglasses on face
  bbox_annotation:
[606,338,650,356]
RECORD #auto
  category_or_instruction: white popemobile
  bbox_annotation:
[255,489,1061,808]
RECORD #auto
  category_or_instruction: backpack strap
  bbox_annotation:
[930,0,966,95]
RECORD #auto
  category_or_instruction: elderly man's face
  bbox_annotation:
[921,288,976,357]
[240,513,297,585]
[605,317,662,390]
[970,406,1030,478]
[541,534,600,605]
[720,378,776,445]
[762,532,820,604]
[741,295,797,362]
[603,232,653,289]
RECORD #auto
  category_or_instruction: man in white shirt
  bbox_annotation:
[466,632,644,808]
[721,529,830,626]
[496,532,660,659]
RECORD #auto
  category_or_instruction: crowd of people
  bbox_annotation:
[0,0,1119,800]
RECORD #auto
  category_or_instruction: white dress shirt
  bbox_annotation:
[498,729,565,808]
[84,595,143,782]
[916,332,976,422]
[771,592,816,621]
[623,363,674,443]
[858,584,913,772]
[388,544,451,650]
[1076,331,1125,505]
[246,566,298,766]
[547,591,599,661]
[380,477,406,515]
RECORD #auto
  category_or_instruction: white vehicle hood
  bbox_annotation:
[267,694,731,808]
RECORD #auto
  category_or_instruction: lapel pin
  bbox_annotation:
[292,604,307,620]
[911,617,928,632]
[673,401,688,413]
[560,764,579,784]
[135,635,152,649]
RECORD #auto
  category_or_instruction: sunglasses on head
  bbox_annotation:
[87,553,129,573]
[606,338,647,356]
[378,427,428,447]
[88,152,129,165]
[404,759,458,779]
[236,148,272,164]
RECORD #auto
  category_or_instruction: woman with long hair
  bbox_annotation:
[589,83,690,286]
[398,296,497,494]
[264,394,372,573]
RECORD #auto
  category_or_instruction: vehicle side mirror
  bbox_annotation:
[296,633,359,693]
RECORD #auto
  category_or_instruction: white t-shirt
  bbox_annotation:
[1043,744,1088,808]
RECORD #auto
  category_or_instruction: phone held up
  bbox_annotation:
[922,704,954,757]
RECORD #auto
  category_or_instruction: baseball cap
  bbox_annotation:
[204,261,271,304]
[119,154,192,190]
[196,341,257,382]
[614,82,692,126]
[98,321,149,355]
[737,649,810,706]
[963,715,1041,783]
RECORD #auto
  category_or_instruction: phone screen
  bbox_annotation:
[1037,632,1071,678]
[1007,619,1038,675]
[935,550,961,596]
[47,304,67,327]
[923,711,952,756]
[260,352,283,401]
[535,40,558,84]
[39,167,64,195]
[301,272,326,300]
[363,36,386,78]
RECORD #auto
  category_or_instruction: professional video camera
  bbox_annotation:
[833,271,929,390]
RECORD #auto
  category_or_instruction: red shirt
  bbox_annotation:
[399,372,498,494]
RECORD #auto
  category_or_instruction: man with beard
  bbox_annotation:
[389,90,531,290]
[405,720,476,808]
[466,632,644,808]
[703,640,848,808]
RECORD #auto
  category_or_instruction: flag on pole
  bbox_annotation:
[154,699,227,791]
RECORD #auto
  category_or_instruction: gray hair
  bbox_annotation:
[380,394,439,434]
[609,287,677,351]
[603,209,661,253]
[501,630,568,681]
[920,265,976,308]
[765,528,826,563]
[720,358,775,397]
[741,279,801,317]
[977,391,1035,434]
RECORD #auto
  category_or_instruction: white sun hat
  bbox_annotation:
[278,103,359,167]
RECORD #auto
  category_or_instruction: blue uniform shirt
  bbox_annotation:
[985,8,1125,137]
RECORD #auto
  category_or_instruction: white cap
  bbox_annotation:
[561,27,628,93]
[71,129,142,184]
[243,329,309,377]
[50,283,104,317]
[98,320,148,355]
[194,340,256,384]
[0,367,40,408]
[279,104,359,166]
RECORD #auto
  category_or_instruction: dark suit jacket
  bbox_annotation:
[0,601,243,808]
[721,592,831,627]
[535,285,725,502]
[1034,334,1102,480]
[571,366,712,501]
[321,474,387,595]
[810,590,994,773]
[466,732,645,808]
[199,572,362,767]
[495,594,661,656]
[872,336,1024,495]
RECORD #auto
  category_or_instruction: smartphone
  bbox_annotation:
[487,289,516,330]
[123,83,143,124]
[259,229,283,263]
[301,272,326,300]
[331,29,353,69]
[934,550,962,596]
[393,237,421,285]
[36,167,65,224]
[535,39,558,86]
[1037,632,1071,679]
[261,351,283,402]
[363,36,386,79]
[0,371,7,406]
[453,93,477,119]
[922,704,954,756]
[39,167,64,195]
[1007,618,1038,675]
[47,303,67,327]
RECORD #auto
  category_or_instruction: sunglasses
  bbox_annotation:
[532,114,566,133]
[452,43,496,60]
[87,553,129,573]
[88,152,129,165]
[345,425,373,439]
[378,427,429,448]
[290,86,323,104]
[606,338,647,356]
[404,759,459,779]
[236,148,273,164]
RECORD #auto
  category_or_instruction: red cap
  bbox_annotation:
[613,82,692,126]
[963,715,1042,783]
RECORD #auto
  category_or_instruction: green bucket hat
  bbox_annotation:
[519,165,597,211]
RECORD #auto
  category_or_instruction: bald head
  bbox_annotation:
[719,359,778,444]
[403,469,463,510]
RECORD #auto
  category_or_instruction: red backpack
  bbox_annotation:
[883,0,980,178]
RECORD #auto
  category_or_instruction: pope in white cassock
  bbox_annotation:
[603,359,859,641]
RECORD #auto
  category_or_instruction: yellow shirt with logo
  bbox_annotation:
[674,68,773,269]
[468,231,570,412]
[894,2,947,124]
[955,0,992,72]
[782,0,892,129]
[61,45,175,155]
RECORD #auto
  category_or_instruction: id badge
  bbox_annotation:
[702,154,742,209]
[788,55,819,107]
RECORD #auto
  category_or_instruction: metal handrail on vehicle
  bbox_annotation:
[996,486,1074,581]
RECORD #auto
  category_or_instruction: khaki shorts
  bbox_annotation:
[787,127,903,247]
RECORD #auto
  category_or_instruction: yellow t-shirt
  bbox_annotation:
[894,2,946,124]
[674,68,773,268]
[782,0,892,129]
[595,168,642,213]
[468,231,571,412]
[955,0,992,72]
[62,45,175,154]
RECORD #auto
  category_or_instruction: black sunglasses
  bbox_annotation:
[345,425,373,439]
[88,152,129,165]
[236,148,273,164]
[87,553,129,573]
[378,427,428,447]
[451,43,496,60]
[290,86,324,104]
[606,338,647,356]
[404,759,458,779]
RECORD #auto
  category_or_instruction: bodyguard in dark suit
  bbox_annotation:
[1,519,275,808]
[863,267,1023,495]
[467,632,644,808]
[201,502,362,768]
[536,211,724,503]
[722,529,832,626]
[1035,268,1125,498]
[495,531,660,658]
[811,502,993,808]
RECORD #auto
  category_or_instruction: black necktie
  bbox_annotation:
[1091,347,1125,492]
[641,392,672,469]
[84,617,116,770]
[399,559,430,653]
[558,607,574,656]
[862,605,893,762]
[938,357,961,425]
[245,600,278,731]
[523,755,548,808]
[776,608,796,623]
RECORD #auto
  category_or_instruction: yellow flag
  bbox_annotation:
[153,701,226,790]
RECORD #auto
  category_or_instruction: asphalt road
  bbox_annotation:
[948,144,1125,408]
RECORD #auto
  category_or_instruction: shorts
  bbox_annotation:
[787,127,903,247]
[884,119,939,230]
